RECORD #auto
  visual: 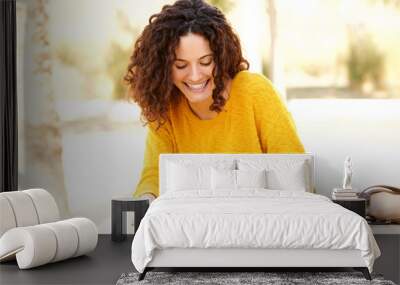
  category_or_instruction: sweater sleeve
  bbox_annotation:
[133,120,175,198]
[253,75,305,153]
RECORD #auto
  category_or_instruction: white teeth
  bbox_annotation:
[186,81,207,90]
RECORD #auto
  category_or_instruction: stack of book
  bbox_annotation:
[332,188,359,200]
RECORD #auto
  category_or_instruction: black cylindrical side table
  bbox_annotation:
[111,197,149,242]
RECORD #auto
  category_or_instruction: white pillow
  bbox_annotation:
[237,169,268,188]
[211,168,268,190]
[167,162,211,191]
[237,159,309,192]
[267,164,308,192]
[211,168,236,190]
[165,159,235,192]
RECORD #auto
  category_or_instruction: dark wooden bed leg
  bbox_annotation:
[354,267,371,280]
[138,268,148,281]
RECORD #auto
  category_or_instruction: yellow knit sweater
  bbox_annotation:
[134,71,305,197]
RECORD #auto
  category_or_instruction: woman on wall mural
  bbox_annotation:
[124,0,304,201]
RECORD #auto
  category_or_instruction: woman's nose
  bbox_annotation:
[187,65,202,82]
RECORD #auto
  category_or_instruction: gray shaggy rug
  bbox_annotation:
[116,271,396,285]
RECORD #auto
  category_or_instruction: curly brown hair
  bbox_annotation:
[124,0,249,127]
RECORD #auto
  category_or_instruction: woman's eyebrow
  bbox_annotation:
[175,54,213,62]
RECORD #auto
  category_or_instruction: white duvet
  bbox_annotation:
[131,189,380,273]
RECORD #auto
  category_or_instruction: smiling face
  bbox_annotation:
[172,33,215,105]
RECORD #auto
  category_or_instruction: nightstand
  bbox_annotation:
[111,197,149,242]
[332,198,366,218]
[369,224,400,284]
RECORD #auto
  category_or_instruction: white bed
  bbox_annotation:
[131,154,380,280]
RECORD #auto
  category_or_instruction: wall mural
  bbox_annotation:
[17,0,400,233]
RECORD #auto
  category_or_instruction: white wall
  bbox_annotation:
[289,99,400,196]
